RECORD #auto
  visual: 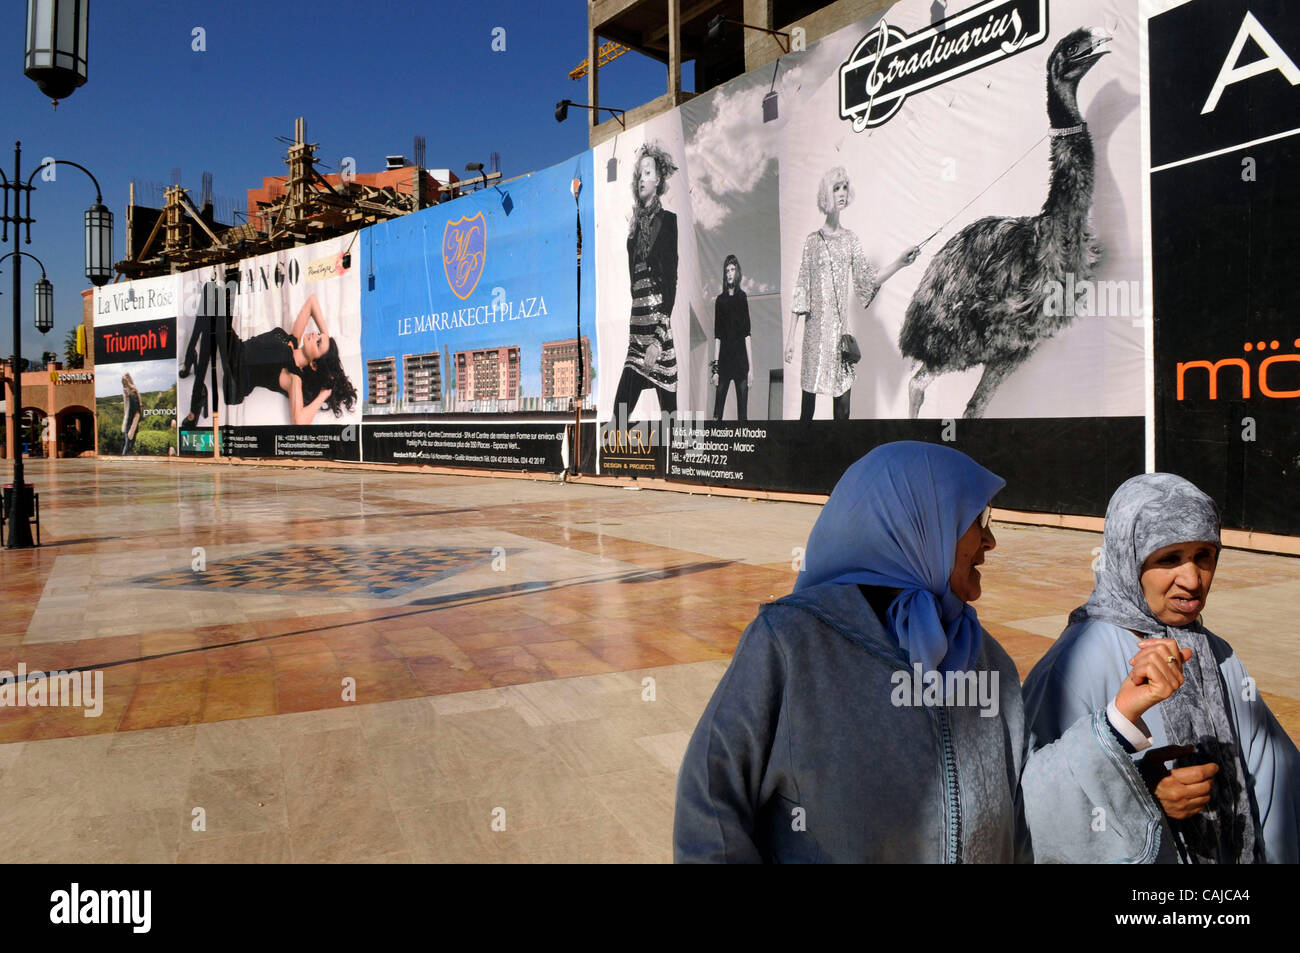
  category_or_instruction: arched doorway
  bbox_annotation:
[56,405,95,457]
[20,408,47,458]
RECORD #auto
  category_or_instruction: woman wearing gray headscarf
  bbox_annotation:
[1023,473,1300,863]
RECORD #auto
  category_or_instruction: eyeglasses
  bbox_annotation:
[978,505,992,530]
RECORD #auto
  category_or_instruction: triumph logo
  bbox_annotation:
[840,0,1048,130]
[103,326,167,356]
[94,318,177,365]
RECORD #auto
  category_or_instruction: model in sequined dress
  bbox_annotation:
[785,167,920,421]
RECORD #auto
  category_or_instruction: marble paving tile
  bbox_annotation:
[633,731,692,774]
[71,807,180,863]
[3,456,1298,863]
[178,830,291,864]
[183,762,289,839]
[287,788,406,863]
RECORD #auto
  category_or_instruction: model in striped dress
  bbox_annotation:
[611,141,680,420]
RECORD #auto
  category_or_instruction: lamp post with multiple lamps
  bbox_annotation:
[4,0,110,549]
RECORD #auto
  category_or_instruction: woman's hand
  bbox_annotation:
[1114,637,1194,724]
[711,371,719,386]
[1138,744,1219,819]
[746,369,754,387]
[878,246,923,285]
[293,292,327,342]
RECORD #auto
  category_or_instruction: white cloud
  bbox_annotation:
[685,64,805,232]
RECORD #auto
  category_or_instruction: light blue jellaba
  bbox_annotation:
[1023,473,1300,863]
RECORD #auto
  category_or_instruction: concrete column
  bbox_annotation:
[744,0,774,73]
[668,0,681,99]
[588,19,599,133]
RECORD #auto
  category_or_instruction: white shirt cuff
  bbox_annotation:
[1107,701,1153,752]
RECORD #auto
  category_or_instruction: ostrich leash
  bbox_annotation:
[918,131,1058,247]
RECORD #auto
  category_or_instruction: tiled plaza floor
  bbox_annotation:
[1,458,1298,862]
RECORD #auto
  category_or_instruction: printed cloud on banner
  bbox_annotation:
[685,62,805,232]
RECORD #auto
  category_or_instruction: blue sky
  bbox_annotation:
[1,0,692,365]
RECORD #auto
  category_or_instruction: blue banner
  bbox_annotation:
[360,155,596,416]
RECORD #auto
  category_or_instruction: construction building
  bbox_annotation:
[581,0,893,145]
[116,119,475,281]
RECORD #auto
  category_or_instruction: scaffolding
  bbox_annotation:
[117,117,457,280]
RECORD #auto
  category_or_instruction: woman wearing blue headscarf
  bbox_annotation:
[673,441,1182,862]
[1023,473,1300,863]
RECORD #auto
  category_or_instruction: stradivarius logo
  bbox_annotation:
[839,0,1048,130]
[49,884,151,933]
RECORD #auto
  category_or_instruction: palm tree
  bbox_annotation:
[63,327,84,369]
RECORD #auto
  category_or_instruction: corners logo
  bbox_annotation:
[442,212,486,300]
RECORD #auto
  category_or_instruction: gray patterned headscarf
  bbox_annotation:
[1071,473,1259,864]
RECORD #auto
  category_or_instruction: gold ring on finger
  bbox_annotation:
[1165,655,1177,664]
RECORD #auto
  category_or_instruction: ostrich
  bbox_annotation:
[900,27,1111,419]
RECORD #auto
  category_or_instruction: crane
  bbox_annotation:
[569,41,630,80]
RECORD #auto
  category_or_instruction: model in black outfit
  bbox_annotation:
[179,275,229,428]
[181,287,357,426]
[712,254,752,421]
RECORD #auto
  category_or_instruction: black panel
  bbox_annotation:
[1148,0,1300,168]
[1150,0,1300,536]
[362,422,565,472]
[222,425,361,462]
[665,417,1143,514]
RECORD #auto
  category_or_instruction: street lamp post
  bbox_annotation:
[4,1,100,547]
[2,143,112,548]
[571,176,583,476]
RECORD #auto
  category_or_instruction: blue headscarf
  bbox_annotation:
[794,441,1005,673]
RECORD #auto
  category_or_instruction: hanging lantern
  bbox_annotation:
[84,202,112,287]
[24,0,90,108]
[34,277,54,333]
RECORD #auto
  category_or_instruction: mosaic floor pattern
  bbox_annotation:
[132,544,497,598]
